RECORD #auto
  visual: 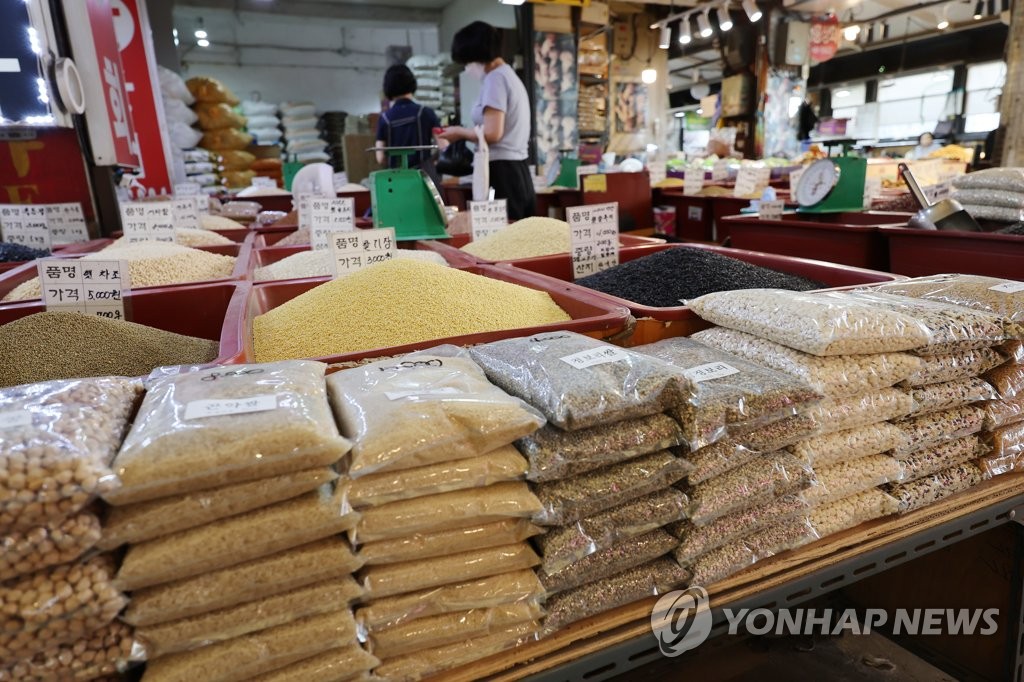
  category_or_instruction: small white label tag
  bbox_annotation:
[120,201,176,243]
[310,197,355,251]
[560,346,630,369]
[684,362,741,383]
[252,177,277,189]
[648,161,667,186]
[0,204,51,250]
[789,167,806,194]
[759,200,785,221]
[567,202,619,279]
[331,227,397,277]
[384,387,462,401]
[734,168,771,198]
[469,199,508,241]
[989,281,1024,294]
[37,258,130,320]
[0,410,32,429]
[576,164,599,189]
[687,206,703,222]
[44,203,89,244]
[171,198,200,230]
[684,168,704,196]
[712,160,730,182]
[184,395,278,420]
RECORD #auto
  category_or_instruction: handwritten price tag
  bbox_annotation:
[184,395,278,420]
[567,202,619,279]
[469,199,508,241]
[560,346,630,369]
[37,258,130,320]
[759,200,785,221]
[174,182,201,196]
[171,198,200,231]
[120,202,176,243]
[711,160,730,182]
[684,168,705,196]
[734,168,770,197]
[331,227,397,277]
[43,203,89,244]
[0,204,51,250]
[309,197,355,251]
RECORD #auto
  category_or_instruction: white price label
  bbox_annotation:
[566,202,619,279]
[469,199,508,241]
[310,197,355,251]
[331,227,397,277]
[990,281,1024,294]
[43,203,89,244]
[174,182,201,196]
[687,206,704,222]
[192,195,210,216]
[648,161,667,186]
[759,200,785,221]
[560,346,630,369]
[788,167,806,194]
[171,198,200,230]
[0,410,32,430]
[576,164,599,189]
[0,204,51,250]
[37,258,130,320]
[684,168,705,196]
[734,168,770,198]
[119,202,176,243]
[385,387,462,401]
[923,181,952,203]
[251,177,277,189]
[684,362,740,383]
[184,395,279,420]
[711,160,730,182]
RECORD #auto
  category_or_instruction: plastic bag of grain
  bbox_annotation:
[469,332,695,431]
[982,393,1024,430]
[688,454,813,525]
[532,451,691,526]
[870,274,1024,334]
[788,422,905,469]
[342,447,527,508]
[681,539,755,586]
[987,360,1024,399]
[900,347,1005,388]
[885,463,988,514]
[745,517,819,559]
[115,483,356,591]
[107,361,349,505]
[907,378,998,416]
[809,488,900,538]
[0,511,102,582]
[351,481,541,544]
[358,518,542,566]
[327,348,544,477]
[538,529,679,594]
[99,468,337,550]
[517,414,686,482]
[635,337,823,449]
[899,436,986,482]
[246,646,379,682]
[687,289,932,356]
[0,620,143,682]
[141,610,357,682]
[357,569,544,633]
[0,377,141,533]
[692,328,922,399]
[802,455,906,506]
[890,406,986,458]
[123,538,361,627]
[804,388,916,435]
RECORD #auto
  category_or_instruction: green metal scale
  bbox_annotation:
[794,156,868,214]
[368,145,449,241]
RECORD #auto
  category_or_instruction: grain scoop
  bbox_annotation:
[899,162,981,232]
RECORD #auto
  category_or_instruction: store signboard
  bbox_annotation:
[113,0,173,196]
[62,0,140,168]
[567,202,619,279]
[331,228,396,277]
[37,258,129,320]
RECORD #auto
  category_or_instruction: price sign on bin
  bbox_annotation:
[43,203,90,244]
[310,197,355,251]
[120,202,176,243]
[469,199,507,241]
[0,205,51,250]
[331,227,397,277]
[37,259,130,320]
[567,202,619,279]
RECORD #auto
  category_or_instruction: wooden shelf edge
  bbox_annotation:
[432,474,1024,682]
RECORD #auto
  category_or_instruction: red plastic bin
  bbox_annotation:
[719,211,912,271]
[249,242,478,280]
[500,242,905,345]
[234,191,372,218]
[417,232,665,266]
[881,227,1024,280]
[241,264,632,365]
[0,281,249,367]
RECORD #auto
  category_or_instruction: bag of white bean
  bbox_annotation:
[871,274,1024,335]
[809,489,899,538]
[687,289,933,356]
[804,388,916,435]
[327,347,544,478]
[789,422,905,469]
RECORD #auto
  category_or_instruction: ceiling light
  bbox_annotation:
[835,89,850,98]
[696,9,713,38]
[641,67,658,84]
[718,3,733,31]
[937,4,949,29]
[172,28,178,38]
[974,1,984,18]
[675,111,686,117]
[842,24,860,41]
[742,0,761,22]
[197,38,210,47]
[499,0,527,5]
[678,18,692,44]
[650,21,659,29]
[194,29,207,39]
[659,24,671,49]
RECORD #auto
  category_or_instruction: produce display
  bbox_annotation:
[459,217,572,260]
[0,243,50,263]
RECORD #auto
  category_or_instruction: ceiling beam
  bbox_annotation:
[174,0,442,25]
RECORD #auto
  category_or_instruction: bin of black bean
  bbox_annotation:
[0,242,50,262]
[575,248,824,308]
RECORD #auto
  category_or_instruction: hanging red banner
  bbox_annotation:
[810,15,841,63]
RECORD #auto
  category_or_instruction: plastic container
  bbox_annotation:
[249,243,478,280]
[417,233,665,267]
[652,190,713,241]
[719,212,913,270]
[500,242,905,345]
[241,264,632,365]
[0,281,248,365]
[881,227,1024,280]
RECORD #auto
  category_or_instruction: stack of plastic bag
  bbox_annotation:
[101,361,369,682]
[0,378,143,680]
[951,168,1024,224]
[469,333,694,635]
[407,54,455,119]
[328,347,546,681]
[634,336,826,587]
[158,66,201,152]
[281,102,329,165]
[186,77,254,188]
[241,99,283,146]
[181,148,225,194]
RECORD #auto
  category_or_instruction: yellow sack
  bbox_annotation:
[195,103,247,131]
[200,128,253,151]
[186,76,240,105]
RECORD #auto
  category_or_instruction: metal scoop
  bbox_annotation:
[899,163,981,232]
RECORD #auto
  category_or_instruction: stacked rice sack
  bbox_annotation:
[281,102,329,166]
[100,361,368,682]
[0,378,142,680]
[187,77,254,188]
[406,54,455,119]
[469,333,694,635]
[158,66,201,154]
[329,347,546,681]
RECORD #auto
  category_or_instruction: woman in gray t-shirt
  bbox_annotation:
[438,21,536,220]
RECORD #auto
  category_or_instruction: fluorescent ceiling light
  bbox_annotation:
[718,3,733,31]
[697,9,713,38]
[835,89,850,98]
[641,67,657,84]
[197,38,210,47]
[194,29,207,39]
[743,0,762,22]
[659,24,671,49]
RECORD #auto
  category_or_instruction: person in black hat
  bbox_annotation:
[375,64,441,179]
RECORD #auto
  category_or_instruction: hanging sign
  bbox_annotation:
[810,15,841,63]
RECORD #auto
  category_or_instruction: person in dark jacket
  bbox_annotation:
[375,64,441,177]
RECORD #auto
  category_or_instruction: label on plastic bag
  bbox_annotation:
[37,258,130,320]
[560,346,630,369]
[990,281,1024,294]
[384,387,462,401]
[184,395,279,420]
[0,410,32,429]
[684,362,741,383]
[567,202,619,279]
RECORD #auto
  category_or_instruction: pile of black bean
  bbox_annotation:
[575,248,825,307]
[0,243,50,263]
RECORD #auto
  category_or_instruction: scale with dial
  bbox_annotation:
[794,157,867,213]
